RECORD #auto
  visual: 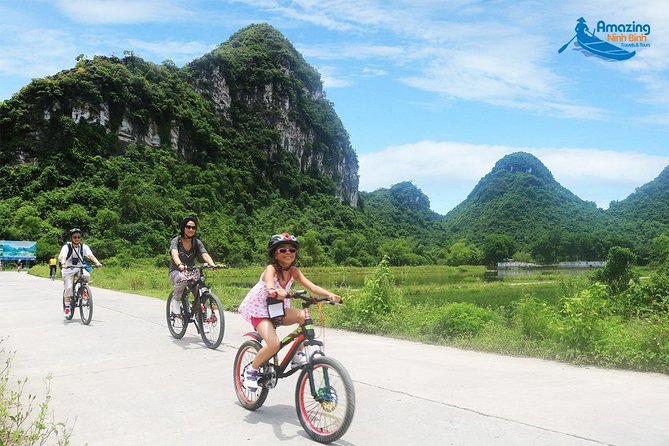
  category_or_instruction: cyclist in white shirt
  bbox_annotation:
[59,228,102,317]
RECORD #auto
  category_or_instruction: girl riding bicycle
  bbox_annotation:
[238,232,341,391]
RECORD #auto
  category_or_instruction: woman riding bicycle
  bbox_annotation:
[238,232,341,391]
[59,228,102,317]
[168,216,221,314]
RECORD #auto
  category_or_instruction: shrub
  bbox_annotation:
[592,246,638,294]
[335,256,402,332]
[512,296,559,341]
[1,341,72,445]
[595,315,669,372]
[560,283,612,355]
[430,302,502,339]
[619,271,669,316]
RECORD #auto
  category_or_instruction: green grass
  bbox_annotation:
[26,262,575,313]
[27,262,669,374]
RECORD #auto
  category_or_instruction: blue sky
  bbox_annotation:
[1,0,668,214]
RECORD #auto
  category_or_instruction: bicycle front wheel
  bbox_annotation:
[233,340,269,410]
[79,285,93,325]
[295,356,356,444]
[198,292,225,349]
[166,291,187,339]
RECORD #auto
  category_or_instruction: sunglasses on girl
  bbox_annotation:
[278,247,297,254]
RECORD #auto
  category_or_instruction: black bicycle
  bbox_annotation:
[233,290,355,444]
[166,264,225,349]
[62,265,95,325]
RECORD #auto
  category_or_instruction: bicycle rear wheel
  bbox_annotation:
[166,291,187,339]
[295,356,356,444]
[198,292,225,349]
[233,340,269,410]
[79,285,93,325]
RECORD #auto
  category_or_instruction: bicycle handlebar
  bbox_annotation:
[289,290,341,305]
[184,263,225,271]
[65,264,101,269]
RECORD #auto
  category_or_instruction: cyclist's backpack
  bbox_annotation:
[63,242,88,270]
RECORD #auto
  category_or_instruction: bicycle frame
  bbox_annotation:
[179,267,211,318]
[234,291,354,443]
[68,266,90,300]
[242,294,330,391]
[62,265,94,324]
[167,264,225,349]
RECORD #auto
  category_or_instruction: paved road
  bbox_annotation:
[1,272,669,446]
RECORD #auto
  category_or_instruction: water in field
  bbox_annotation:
[487,267,598,280]
[312,266,595,288]
[218,265,596,307]
[223,265,595,288]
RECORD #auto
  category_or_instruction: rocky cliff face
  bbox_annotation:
[0,24,358,206]
[187,24,359,206]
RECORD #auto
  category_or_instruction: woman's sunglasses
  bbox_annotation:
[277,248,297,254]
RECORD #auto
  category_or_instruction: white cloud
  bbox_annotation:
[122,39,214,63]
[362,67,387,77]
[298,43,409,61]
[359,141,669,214]
[54,0,192,24]
[316,65,353,88]
[0,28,77,79]
[247,0,669,118]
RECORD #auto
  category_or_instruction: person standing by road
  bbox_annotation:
[49,256,58,280]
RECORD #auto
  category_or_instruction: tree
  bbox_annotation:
[648,234,669,265]
[592,246,638,294]
[445,240,482,266]
[531,231,562,264]
[298,230,326,266]
[482,234,515,266]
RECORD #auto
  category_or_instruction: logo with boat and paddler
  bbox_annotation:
[558,17,651,61]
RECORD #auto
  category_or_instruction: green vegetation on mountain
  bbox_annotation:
[0,24,667,268]
[609,166,669,225]
[607,166,669,261]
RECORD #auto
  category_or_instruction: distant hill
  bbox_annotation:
[360,181,443,236]
[441,152,627,256]
[607,165,669,246]
[608,165,669,225]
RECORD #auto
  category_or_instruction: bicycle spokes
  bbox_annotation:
[198,294,224,349]
[233,341,269,410]
[296,358,355,443]
[166,293,188,339]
